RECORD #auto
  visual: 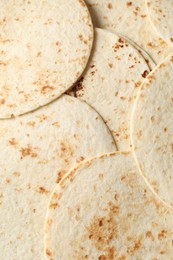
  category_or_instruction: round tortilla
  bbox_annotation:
[45,152,173,259]
[69,28,150,150]
[85,0,173,64]
[131,54,173,208]
[146,0,173,47]
[0,0,93,118]
[0,95,116,260]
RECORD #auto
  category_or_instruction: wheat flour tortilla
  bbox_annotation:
[0,95,116,260]
[146,0,173,47]
[69,28,150,150]
[0,0,93,118]
[45,152,173,259]
[85,0,173,64]
[131,54,173,208]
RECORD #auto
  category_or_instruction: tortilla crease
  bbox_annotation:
[69,28,150,150]
[0,95,116,260]
[146,0,173,47]
[85,0,173,64]
[131,54,173,208]
[0,0,93,118]
[45,152,173,259]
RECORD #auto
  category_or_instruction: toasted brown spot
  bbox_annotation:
[170,38,173,42]
[127,2,132,6]
[20,145,38,159]
[49,202,58,209]
[107,3,112,9]
[37,187,49,195]
[108,63,113,68]
[13,172,20,177]
[142,70,149,78]
[158,230,167,240]
[150,116,155,123]
[37,51,42,57]
[0,99,5,104]
[46,248,52,257]
[41,85,55,95]
[8,138,17,146]
[6,179,11,184]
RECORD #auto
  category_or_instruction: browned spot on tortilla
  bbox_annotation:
[0,99,5,104]
[146,231,154,240]
[150,116,155,123]
[41,86,55,95]
[170,56,173,62]
[8,138,18,146]
[13,172,20,177]
[158,230,167,240]
[86,202,118,251]
[37,187,49,195]
[49,202,58,209]
[6,179,11,184]
[37,51,42,57]
[56,170,66,183]
[107,3,112,9]
[46,248,52,258]
[127,2,132,6]
[142,70,149,78]
[0,61,7,66]
[26,121,36,127]
[52,121,60,127]
[108,63,113,68]
[76,156,85,163]
[170,38,173,42]
[99,246,115,259]
[127,239,142,256]
[20,145,38,159]
[171,144,173,152]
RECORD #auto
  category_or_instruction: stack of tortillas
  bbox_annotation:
[0,0,172,259]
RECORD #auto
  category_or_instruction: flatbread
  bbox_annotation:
[0,95,116,260]
[131,54,173,208]
[146,0,173,47]
[45,152,173,259]
[85,0,173,64]
[69,28,150,150]
[0,0,93,118]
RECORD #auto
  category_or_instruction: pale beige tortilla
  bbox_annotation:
[69,28,150,150]
[131,54,173,208]
[0,95,116,260]
[45,152,173,259]
[146,0,173,47]
[0,0,93,118]
[85,0,173,64]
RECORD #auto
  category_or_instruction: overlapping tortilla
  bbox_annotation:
[131,54,173,208]
[146,0,173,47]
[85,0,173,64]
[0,0,93,118]
[45,152,173,259]
[69,28,150,150]
[0,95,116,259]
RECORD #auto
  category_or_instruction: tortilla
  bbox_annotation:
[146,0,173,47]
[85,0,173,64]
[69,28,150,150]
[131,54,173,208]
[45,152,173,259]
[0,95,116,260]
[0,0,93,118]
